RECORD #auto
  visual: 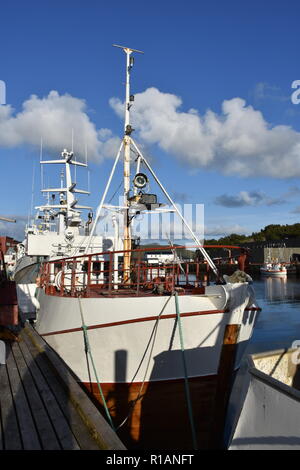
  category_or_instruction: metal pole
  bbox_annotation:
[123,48,132,283]
[0,217,16,223]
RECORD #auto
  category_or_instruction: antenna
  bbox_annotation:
[85,141,88,166]
[40,137,44,190]
[71,128,74,153]
[60,168,64,188]
[112,44,144,54]
[71,129,77,183]
[29,163,36,225]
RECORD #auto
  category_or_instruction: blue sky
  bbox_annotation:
[1,0,300,241]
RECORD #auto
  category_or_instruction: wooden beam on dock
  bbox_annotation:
[0,323,126,451]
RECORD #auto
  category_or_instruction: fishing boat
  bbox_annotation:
[17,45,261,450]
[260,261,287,277]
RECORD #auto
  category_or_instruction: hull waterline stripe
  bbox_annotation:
[39,306,260,337]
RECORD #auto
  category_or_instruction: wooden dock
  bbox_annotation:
[0,323,126,450]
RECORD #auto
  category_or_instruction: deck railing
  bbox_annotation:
[38,245,241,298]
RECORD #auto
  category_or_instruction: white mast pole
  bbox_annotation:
[123,47,133,282]
[58,168,65,234]
[113,44,144,282]
[62,149,74,218]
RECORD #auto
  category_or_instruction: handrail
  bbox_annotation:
[38,245,242,298]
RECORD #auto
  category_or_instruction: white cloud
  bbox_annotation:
[0,91,120,161]
[110,87,300,178]
[204,224,249,237]
[2,87,300,180]
[215,190,284,208]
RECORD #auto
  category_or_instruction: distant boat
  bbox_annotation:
[260,261,287,277]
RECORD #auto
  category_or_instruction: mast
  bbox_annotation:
[38,149,91,235]
[86,45,220,281]
[113,44,144,282]
[123,48,132,282]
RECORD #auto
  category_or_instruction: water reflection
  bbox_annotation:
[263,276,299,304]
[264,276,288,302]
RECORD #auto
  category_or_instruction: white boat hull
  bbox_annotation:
[32,282,260,448]
[35,284,257,383]
[260,269,287,277]
[229,349,300,450]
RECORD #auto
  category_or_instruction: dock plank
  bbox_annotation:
[21,330,99,450]
[18,336,80,450]
[0,321,125,451]
[5,343,41,449]
[0,369,3,450]
[0,396,2,450]
[22,324,125,450]
[11,341,61,450]
[0,362,22,450]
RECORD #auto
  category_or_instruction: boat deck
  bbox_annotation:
[0,323,125,450]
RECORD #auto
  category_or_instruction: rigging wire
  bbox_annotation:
[108,180,123,205]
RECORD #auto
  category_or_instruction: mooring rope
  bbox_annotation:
[174,291,198,450]
[77,290,198,448]
[115,294,173,430]
[77,295,116,431]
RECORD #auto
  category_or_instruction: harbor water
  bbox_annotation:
[225,274,300,446]
[248,275,300,354]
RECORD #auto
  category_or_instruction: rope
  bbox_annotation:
[77,295,116,431]
[77,290,198,449]
[115,294,173,430]
[174,291,198,450]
